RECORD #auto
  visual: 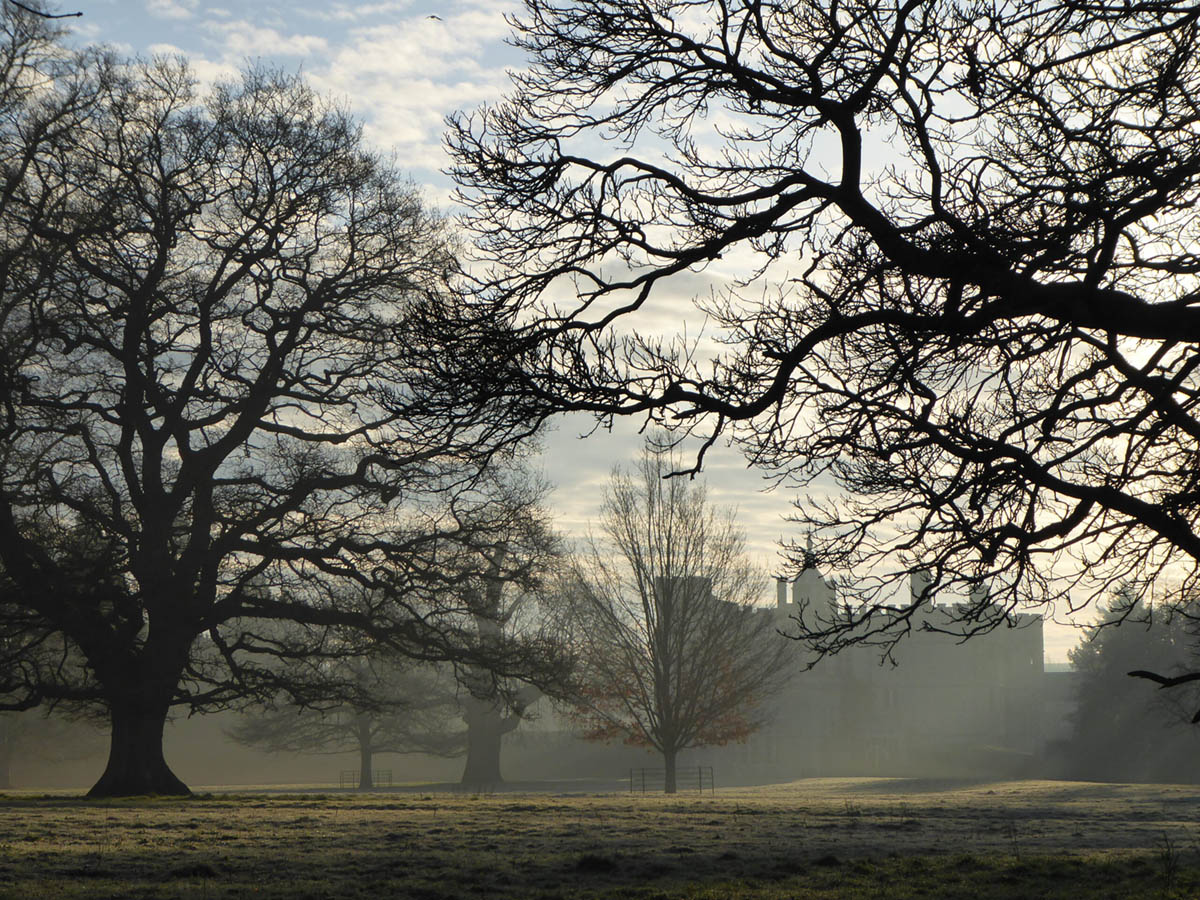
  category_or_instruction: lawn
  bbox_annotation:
[0,778,1197,898]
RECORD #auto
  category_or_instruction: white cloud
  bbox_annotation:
[144,44,239,88]
[326,18,489,80]
[204,21,329,58]
[296,1,417,23]
[302,5,522,176]
[145,41,186,56]
[146,0,198,20]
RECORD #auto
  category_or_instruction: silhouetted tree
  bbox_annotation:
[0,18,560,797]
[0,710,103,788]
[4,1,79,21]
[1064,589,1200,782]
[440,0,1200,664]
[228,660,463,790]
[569,441,792,793]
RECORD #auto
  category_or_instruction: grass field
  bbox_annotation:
[1,778,1199,898]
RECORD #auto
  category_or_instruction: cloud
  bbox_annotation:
[146,0,198,20]
[322,8,517,82]
[204,21,329,58]
[117,4,523,183]
[144,44,239,87]
[304,6,522,175]
[295,2,417,24]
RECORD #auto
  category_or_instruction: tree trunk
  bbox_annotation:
[358,734,374,790]
[460,697,509,787]
[663,747,677,794]
[88,698,189,798]
[0,719,12,790]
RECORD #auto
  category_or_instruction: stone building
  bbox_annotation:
[715,558,1047,781]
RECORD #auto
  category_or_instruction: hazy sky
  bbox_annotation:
[66,0,1083,661]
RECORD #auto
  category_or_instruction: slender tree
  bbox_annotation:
[569,441,792,793]
[437,0,1200,668]
[0,24,558,796]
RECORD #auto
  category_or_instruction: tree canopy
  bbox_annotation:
[443,0,1200,653]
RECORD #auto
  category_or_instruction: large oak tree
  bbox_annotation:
[442,0,1200,657]
[0,8,558,796]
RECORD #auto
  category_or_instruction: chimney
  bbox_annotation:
[969,582,989,606]
[776,577,787,608]
[910,569,932,607]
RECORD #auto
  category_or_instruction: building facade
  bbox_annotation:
[713,561,1046,781]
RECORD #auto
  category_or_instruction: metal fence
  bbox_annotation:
[628,766,714,794]
[338,769,392,789]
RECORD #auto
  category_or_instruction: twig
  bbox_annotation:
[7,1,82,19]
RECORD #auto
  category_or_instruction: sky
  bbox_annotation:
[61,0,1086,661]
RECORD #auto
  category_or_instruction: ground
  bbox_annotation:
[1,778,1198,898]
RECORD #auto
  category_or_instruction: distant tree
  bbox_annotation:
[228,659,463,790]
[458,687,537,787]
[456,544,552,786]
[1064,589,1200,782]
[0,710,103,788]
[436,0,1200,666]
[0,16,559,797]
[569,441,793,793]
[232,491,569,791]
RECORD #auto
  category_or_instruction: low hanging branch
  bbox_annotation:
[1128,670,1200,723]
[6,1,81,18]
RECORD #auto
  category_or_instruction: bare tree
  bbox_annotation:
[569,441,792,793]
[438,0,1200,671]
[3,1,80,21]
[232,485,569,790]
[228,659,464,790]
[0,26,559,796]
